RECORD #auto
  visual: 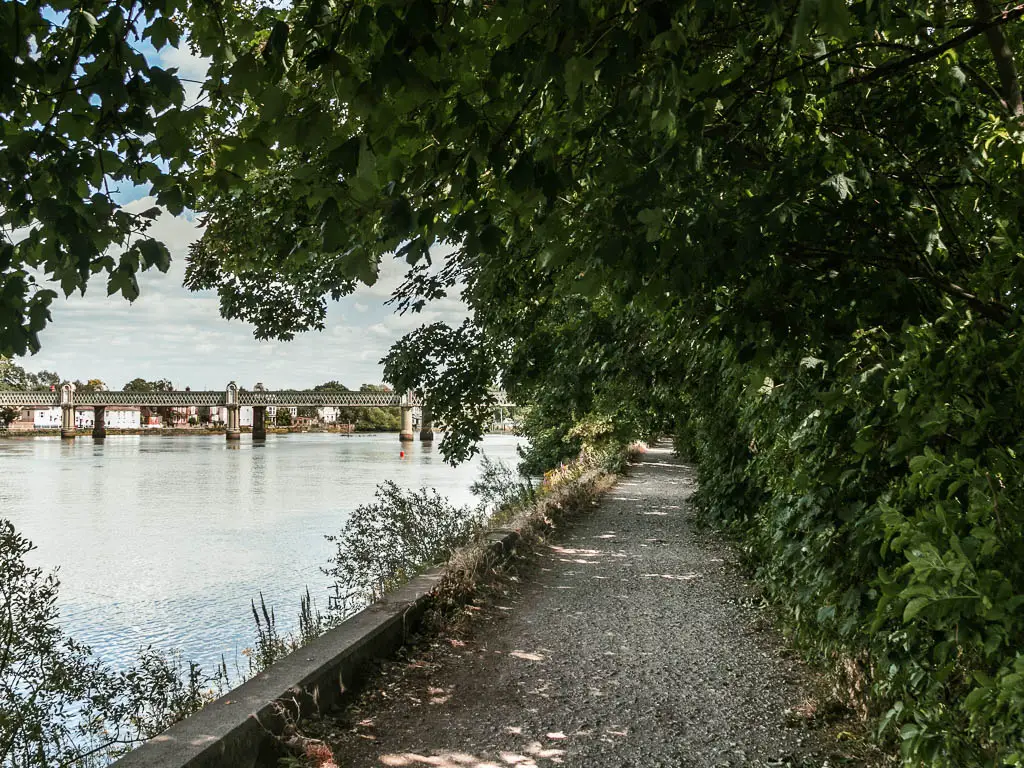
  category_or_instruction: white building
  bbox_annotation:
[103,406,142,429]
[33,407,61,429]
[211,405,254,426]
[319,406,344,423]
[266,405,298,421]
[31,406,141,430]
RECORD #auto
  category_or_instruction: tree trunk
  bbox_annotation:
[973,0,1024,116]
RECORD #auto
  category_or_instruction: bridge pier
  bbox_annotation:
[419,405,434,442]
[225,382,241,441]
[92,406,106,439]
[225,406,241,441]
[60,406,75,439]
[60,384,75,439]
[252,406,266,441]
[400,405,414,442]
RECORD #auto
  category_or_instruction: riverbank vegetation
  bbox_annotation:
[245,442,632,675]
[0,521,228,767]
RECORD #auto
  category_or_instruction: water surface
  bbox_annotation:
[0,433,521,672]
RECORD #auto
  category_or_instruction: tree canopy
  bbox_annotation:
[122,377,175,392]
[188,1,1024,761]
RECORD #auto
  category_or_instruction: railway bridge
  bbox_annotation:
[0,383,513,442]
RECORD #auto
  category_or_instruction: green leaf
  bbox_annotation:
[823,173,855,200]
[147,67,181,100]
[356,141,378,182]
[76,10,99,40]
[637,208,663,242]
[903,597,930,622]
[564,57,595,101]
[157,185,185,216]
[819,0,851,40]
[321,209,345,252]
[792,0,818,46]
[139,239,171,273]
[263,21,290,62]
[328,136,362,178]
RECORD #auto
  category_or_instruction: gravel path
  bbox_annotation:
[322,443,842,767]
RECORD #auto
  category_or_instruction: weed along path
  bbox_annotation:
[315,443,846,767]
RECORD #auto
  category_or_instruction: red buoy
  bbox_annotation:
[400,450,405,458]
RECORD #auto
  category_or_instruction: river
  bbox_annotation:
[0,432,522,674]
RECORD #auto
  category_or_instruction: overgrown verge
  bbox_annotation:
[421,444,632,629]
[251,441,636,674]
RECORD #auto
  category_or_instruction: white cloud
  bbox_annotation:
[19,204,469,391]
[156,44,210,107]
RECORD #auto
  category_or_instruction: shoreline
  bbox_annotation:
[0,427,398,438]
[0,428,517,439]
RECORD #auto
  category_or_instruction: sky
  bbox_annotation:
[12,36,469,392]
[18,199,469,391]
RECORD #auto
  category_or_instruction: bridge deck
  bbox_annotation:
[0,390,513,408]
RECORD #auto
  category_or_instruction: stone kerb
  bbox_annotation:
[110,533,523,768]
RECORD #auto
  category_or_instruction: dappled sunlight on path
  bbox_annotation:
[319,442,838,766]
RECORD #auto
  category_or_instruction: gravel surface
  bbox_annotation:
[321,443,845,767]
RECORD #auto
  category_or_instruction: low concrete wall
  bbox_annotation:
[111,529,520,768]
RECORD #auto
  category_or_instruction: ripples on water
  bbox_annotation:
[0,432,522,672]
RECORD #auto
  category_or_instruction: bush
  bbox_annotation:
[119,649,226,741]
[675,309,1024,767]
[323,482,487,613]
[0,519,225,766]
[469,455,535,520]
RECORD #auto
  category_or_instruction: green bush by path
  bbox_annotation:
[675,310,1024,766]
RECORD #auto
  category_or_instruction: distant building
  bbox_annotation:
[104,406,142,429]
[319,406,342,423]
[266,405,297,421]
[30,406,142,430]
[33,407,60,429]
[211,405,254,426]
[7,408,36,431]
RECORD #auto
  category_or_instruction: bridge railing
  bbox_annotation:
[241,391,411,407]
[0,391,60,406]
[0,390,415,408]
[84,391,225,407]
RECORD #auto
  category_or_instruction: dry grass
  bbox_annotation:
[424,452,632,632]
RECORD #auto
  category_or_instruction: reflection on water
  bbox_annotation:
[0,432,522,671]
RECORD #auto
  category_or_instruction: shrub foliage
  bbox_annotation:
[324,481,487,610]
[672,314,1024,764]
[0,521,224,767]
